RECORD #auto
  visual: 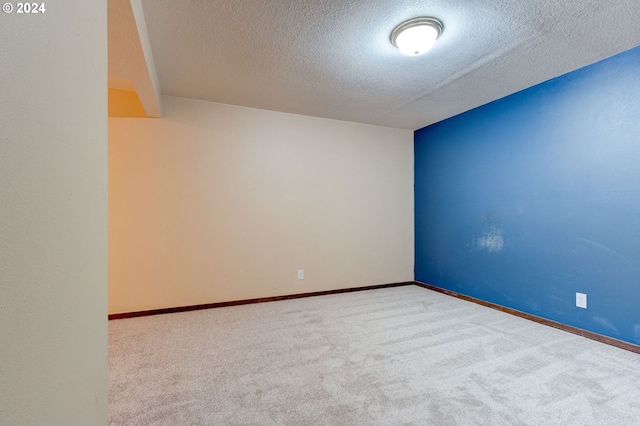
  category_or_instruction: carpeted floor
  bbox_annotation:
[109,286,640,425]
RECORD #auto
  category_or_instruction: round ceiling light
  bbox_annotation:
[390,17,443,56]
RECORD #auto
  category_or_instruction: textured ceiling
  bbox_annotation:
[136,0,640,130]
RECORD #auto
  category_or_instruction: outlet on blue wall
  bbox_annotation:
[415,46,640,345]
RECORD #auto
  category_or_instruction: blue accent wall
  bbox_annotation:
[414,46,640,345]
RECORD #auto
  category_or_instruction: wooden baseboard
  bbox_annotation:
[413,281,640,354]
[108,279,640,354]
[108,281,414,320]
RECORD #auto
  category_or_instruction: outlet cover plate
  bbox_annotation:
[576,292,587,309]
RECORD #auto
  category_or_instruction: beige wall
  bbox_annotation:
[0,1,108,425]
[109,96,413,314]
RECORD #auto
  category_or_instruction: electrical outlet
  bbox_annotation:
[297,269,304,280]
[576,292,587,309]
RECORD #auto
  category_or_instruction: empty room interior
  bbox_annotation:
[2,0,640,425]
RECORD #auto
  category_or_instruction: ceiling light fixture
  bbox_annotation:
[390,17,443,56]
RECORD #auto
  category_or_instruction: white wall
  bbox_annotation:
[0,2,108,425]
[109,96,413,314]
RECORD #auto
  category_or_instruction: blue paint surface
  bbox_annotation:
[415,46,640,345]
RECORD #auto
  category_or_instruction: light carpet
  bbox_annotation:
[109,286,640,425]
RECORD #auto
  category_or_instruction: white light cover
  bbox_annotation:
[395,25,439,56]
